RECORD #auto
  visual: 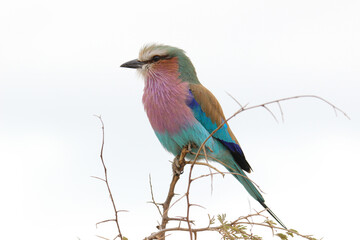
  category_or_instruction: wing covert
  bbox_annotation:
[187,84,252,173]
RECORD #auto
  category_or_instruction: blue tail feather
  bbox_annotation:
[225,164,264,203]
[225,163,287,229]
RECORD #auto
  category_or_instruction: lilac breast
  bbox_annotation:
[142,72,195,135]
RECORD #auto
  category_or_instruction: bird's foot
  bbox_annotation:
[172,155,183,176]
[172,145,191,176]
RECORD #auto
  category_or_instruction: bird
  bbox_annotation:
[120,44,286,228]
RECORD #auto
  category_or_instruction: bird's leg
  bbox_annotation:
[172,155,182,176]
[172,144,191,176]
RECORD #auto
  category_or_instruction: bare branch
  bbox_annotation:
[201,145,214,194]
[167,193,186,213]
[189,152,265,193]
[189,203,206,209]
[262,105,279,123]
[96,235,110,240]
[148,174,163,218]
[241,95,350,120]
[91,176,106,182]
[96,219,116,227]
[185,160,225,177]
[94,115,124,240]
[226,91,244,108]
[167,217,195,224]
[116,210,129,213]
[277,101,285,123]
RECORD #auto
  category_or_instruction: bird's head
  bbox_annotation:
[121,44,199,84]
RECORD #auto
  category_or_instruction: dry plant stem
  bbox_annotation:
[157,146,189,240]
[94,115,124,240]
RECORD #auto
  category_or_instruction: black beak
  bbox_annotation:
[120,59,145,69]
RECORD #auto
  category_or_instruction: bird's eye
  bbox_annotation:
[152,55,161,62]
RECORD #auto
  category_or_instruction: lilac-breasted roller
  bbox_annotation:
[121,44,286,228]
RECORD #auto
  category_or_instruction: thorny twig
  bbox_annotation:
[93,115,124,240]
[148,175,163,218]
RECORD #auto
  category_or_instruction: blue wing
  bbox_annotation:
[187,84,252,173]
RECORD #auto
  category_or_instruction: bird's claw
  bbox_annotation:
[172,156,183,176]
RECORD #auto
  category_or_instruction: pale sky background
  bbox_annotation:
[1,0,359,239]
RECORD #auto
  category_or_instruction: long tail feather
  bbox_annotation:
[260,202,287,229]
[226,164,287,229]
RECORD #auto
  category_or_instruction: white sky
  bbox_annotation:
[1,0,359,239]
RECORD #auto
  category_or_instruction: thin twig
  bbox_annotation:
[185,160,225,177]
[167,194,187,214]
[202,145,214,194]
[96,235,110,240]
[226,92,244,108]
[91,176,106,182]
[243,95,350,119]
[189,152,265,193]
[148,174,163,218]
[262,105,279,123]
[96,219,116,227]
[277,101,285,123]
[167,217,195,224]
[94,115,124,240]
